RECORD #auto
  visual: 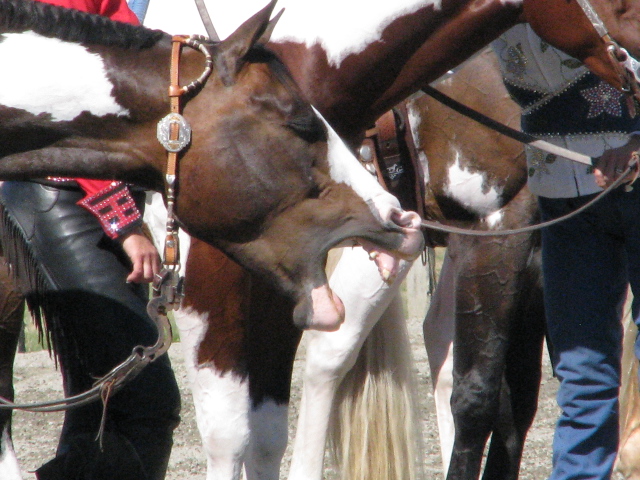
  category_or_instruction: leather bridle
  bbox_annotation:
[575,0,640,107]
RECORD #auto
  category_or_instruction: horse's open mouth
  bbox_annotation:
[355,208,424,283]
[292,209,423,332]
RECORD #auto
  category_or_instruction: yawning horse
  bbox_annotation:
[0,0,424,328]
[0,1,426,478]
[138,1,640,479]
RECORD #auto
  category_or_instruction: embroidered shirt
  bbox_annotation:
[492,24,640,198]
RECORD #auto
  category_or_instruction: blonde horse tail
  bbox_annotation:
[615,293,640,480]
[327,295,424,480]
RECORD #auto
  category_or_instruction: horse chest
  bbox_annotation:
[0,32,129,122]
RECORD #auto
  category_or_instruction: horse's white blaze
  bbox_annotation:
[0,32,128,122]
[144,0,439,67]
[318,109,402,224]
[0,426,22,480]
[444,153,503,216]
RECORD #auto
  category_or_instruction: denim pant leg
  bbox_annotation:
[540,194,626,480]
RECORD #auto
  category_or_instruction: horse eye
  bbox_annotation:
[286,111,327,144]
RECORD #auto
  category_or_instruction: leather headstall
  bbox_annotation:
[157,35,212,273]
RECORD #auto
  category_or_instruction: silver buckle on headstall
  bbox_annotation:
[157,112,192,153]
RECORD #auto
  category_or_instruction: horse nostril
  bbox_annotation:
[390,209,422,229]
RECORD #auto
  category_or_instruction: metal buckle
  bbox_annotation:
[157,113,192,152]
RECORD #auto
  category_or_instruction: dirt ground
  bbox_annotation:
[11,308,559,480]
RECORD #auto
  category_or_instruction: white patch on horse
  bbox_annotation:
[269,0,439,67]
[484,209,505,229]
[170,308,252,478]
[247,401,289,468]
[144,0,439,67]
[0,426,22,480]
[444,153,503,217]
[0,32,129,122]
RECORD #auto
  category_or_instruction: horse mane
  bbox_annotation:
[0,0,164,49]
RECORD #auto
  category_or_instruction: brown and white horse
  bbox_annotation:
[0,1,426,478]
[138,1,640,480]
[416,50,543,480]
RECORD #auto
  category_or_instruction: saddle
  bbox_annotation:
[359,103,433,246]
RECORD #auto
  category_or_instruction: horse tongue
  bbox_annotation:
[292,284,345,331]
[309,284,346,331]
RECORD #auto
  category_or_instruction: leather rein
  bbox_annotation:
[0,35,213,413]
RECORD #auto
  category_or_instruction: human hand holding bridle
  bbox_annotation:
[593,135,640,189]
[120,227,161,283]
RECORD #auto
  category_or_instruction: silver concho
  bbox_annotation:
[157,113,192,153]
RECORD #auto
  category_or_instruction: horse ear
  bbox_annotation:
[215,0,278,86]
[257,8,284,45]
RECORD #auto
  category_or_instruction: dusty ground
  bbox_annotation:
[11,310,558,480]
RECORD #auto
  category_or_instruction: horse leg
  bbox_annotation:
[288,246,414,480]
[244,276,301,480]
[174,244,253,480]
[0,262,25,480]
[146,194,290,480]
[446,223,539,480]
[178,237,300,480]
[423,249,456,475]
[482,246,544,480]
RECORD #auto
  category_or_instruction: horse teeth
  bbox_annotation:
[369,251,379,260]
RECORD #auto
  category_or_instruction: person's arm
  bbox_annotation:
[35,0,140,24]
[77,179,160,283]
[120,227,161,283]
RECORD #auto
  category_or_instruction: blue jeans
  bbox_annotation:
[540,186,640,480]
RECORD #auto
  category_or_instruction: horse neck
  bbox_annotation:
[521,0,640,92]
[372,0,523,115]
